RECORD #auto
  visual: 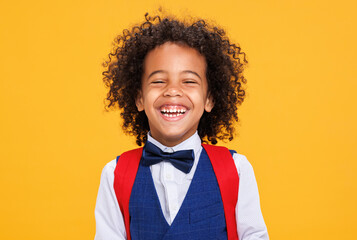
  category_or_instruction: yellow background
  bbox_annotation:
[1,0,356,239]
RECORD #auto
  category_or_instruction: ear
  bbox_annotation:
[204,93,214,112]
[135,91,144,112]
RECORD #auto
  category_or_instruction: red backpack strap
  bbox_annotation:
[202,144,239,240]
[113,147,143,240]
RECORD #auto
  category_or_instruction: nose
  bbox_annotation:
[163,83,183,97]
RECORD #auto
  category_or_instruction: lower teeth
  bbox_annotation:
[164,113,183,117]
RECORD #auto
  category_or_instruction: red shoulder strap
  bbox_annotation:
[113,147,143,240]
[202,144,239,240]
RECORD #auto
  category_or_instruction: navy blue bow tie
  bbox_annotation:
[142,141,194,174]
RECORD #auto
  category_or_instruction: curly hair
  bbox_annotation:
[103,12,248,146]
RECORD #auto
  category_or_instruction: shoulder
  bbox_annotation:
[99,159,117,181]
[231,152,254,177]
[103,159,117,170]
[101,147,142,173]
[100,147,142,177]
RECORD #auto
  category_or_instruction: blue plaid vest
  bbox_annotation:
[128,148,228,240]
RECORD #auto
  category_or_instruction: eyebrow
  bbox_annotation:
[147,70,166,80]
[182,70,202,80]
[147,70,202,80]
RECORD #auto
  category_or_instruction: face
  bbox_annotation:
[136,42,214,147]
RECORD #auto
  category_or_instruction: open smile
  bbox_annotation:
[159,105,188,120]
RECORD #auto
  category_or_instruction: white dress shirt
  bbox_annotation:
[95,132,269,240]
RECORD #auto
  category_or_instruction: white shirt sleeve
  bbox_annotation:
[94,160,126,240]
[233,153,269,240]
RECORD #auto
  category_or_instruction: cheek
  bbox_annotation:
[143,90,161,107]
[189,90,207,105]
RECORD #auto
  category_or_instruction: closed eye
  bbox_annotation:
[151,80,165,84]
[183,79,198,84]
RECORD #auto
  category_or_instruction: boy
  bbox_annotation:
[95,13,268,240]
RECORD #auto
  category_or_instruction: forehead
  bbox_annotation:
[143,42,206,74]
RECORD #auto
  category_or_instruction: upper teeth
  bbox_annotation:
[161,108,186,113]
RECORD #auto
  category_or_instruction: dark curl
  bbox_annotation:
[103,12,248,146]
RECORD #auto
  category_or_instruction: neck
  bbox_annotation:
[154,135,191,147]
[148,131,198,148]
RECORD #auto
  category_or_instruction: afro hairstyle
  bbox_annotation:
[103,12,248,146]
